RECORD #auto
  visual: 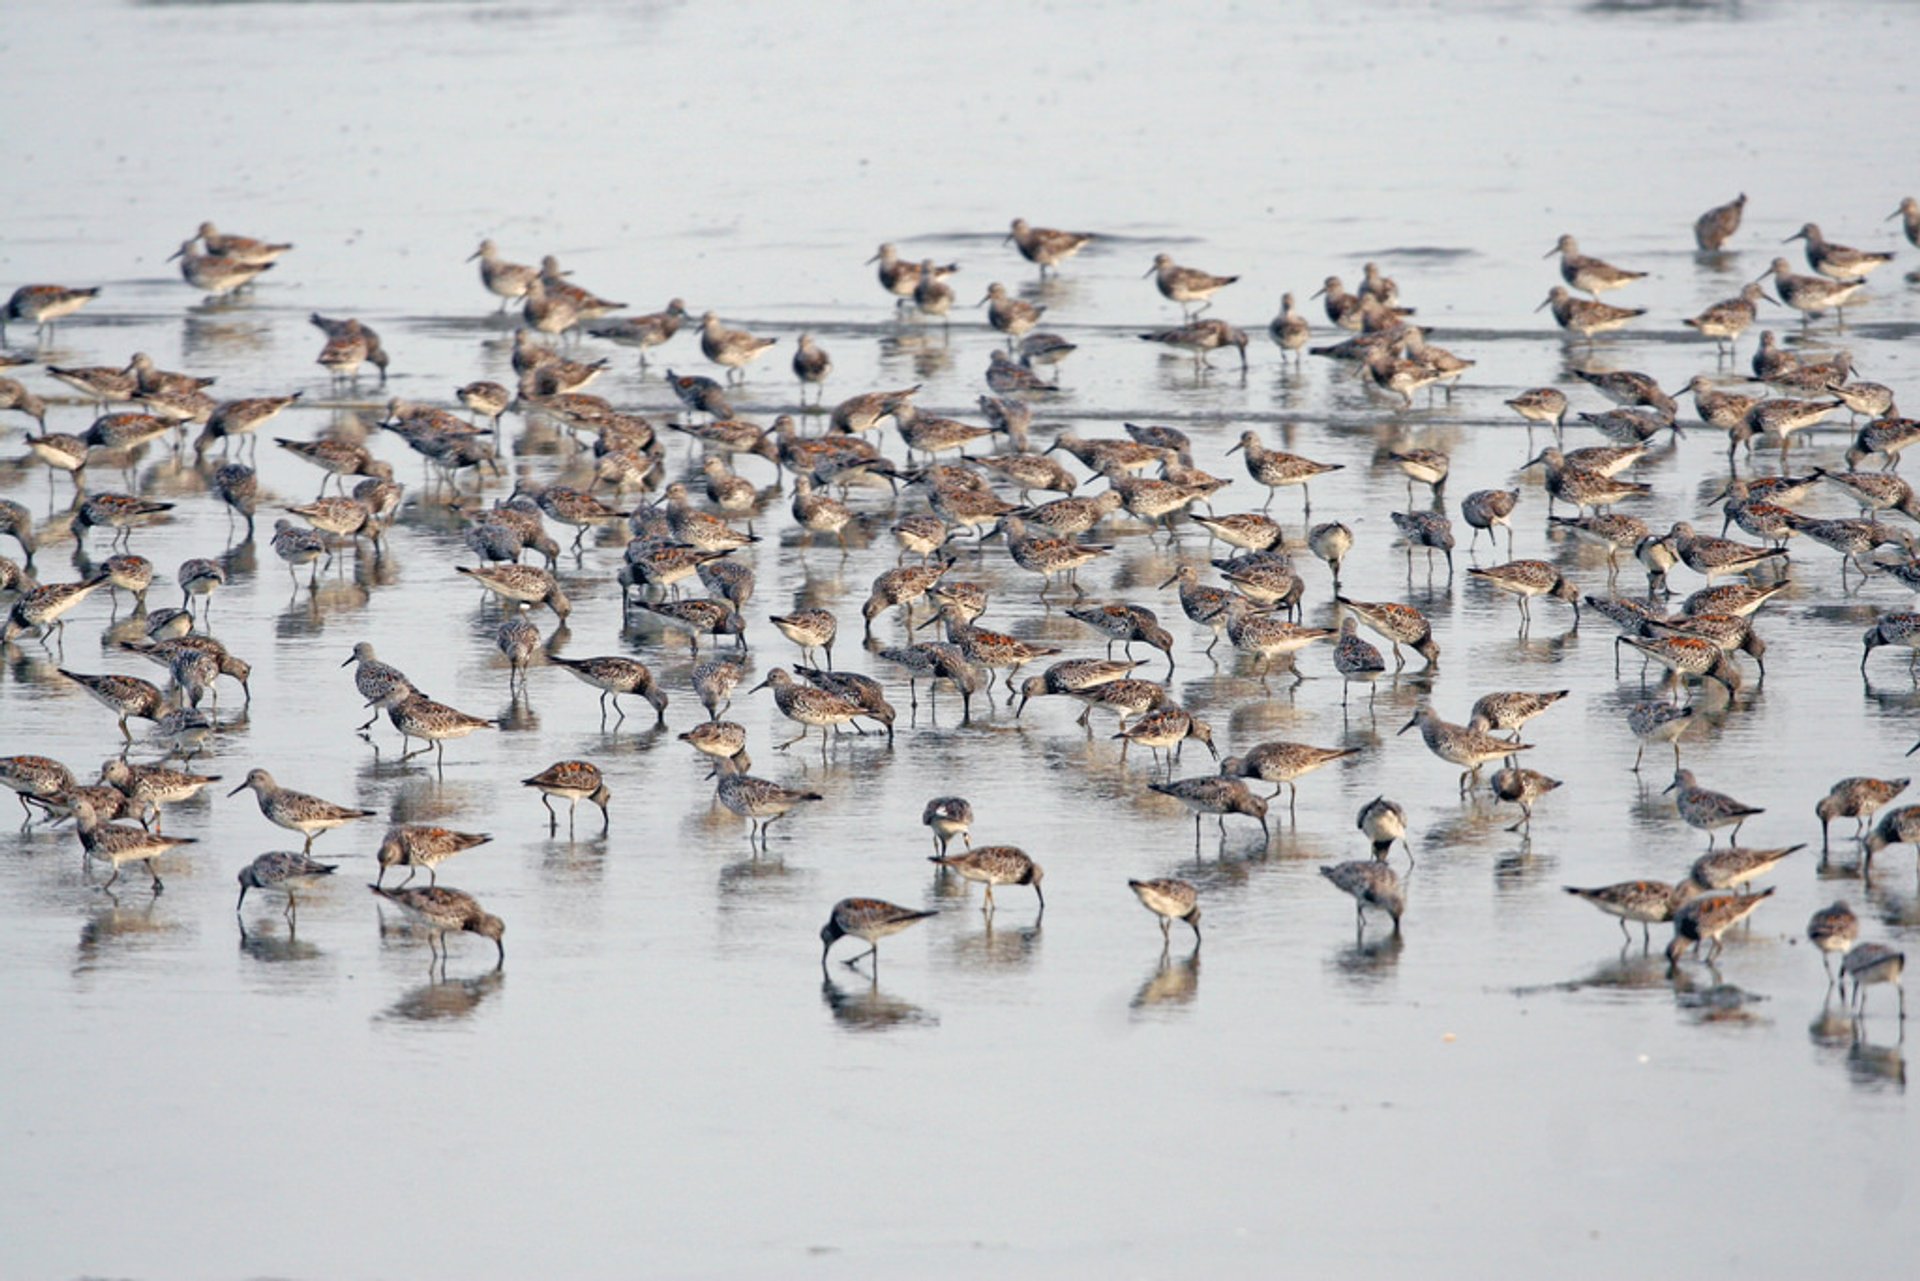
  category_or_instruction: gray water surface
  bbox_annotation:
[4,2,1919,1277]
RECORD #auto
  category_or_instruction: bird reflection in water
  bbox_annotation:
[1575,949,1670,994]
[1328,930,1404,986]
[945,914,1042,970]
[73,890,180,973]
[237,915,324,965]
[1671,969,1767,1026]
[1847,1022,1906,1092]
[820,972,936,1033]
[1131,947,1200,1012]
[381,970,504,1024]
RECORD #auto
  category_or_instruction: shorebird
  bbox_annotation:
[1226,431,1341,515]
[1006,218,1093,275]
[373,692,495,768]
[699,312,777,381]
[1547,234,1646,296]
[1358,797,1411,862]
[931,846,1044,914]
[375,825,492,888]
[1221,741,1359,815]
[1816,777,1909,853]
[1320,861,1405,935]
[1336,596,1439,671]
[2,283,99,342]
[1666,888,1773,967]
[469,240,539,308]
[715,762,823,849]
[1839,943,1906,1020]
[168,239,272,295]
[234,851,336,918]
[370,885,505,969]
[589,299,689,369]
[1763,257,1865,325]
[1538,286,1644,341]
[1399,708,1528,794]
[1565,881,1694,948]
[550,655,668,725]
[1694,194,1746,251]
[1683,284,1768,355]
[1467,560,1580,630]
[1663,769,1763,848]
[70,797,194,892]
[1785,222,1894,281]
[922,797,973,857]
[1626,701,1694,771]
[1129,878,1201,946]
[1148,775,1270,844]
[1269,293,1310,365]
[1688,843,1802,894]
[1506,388,1569,439]
[819,898,936,970]
[1147,253,1237,317]
[1807,902,1860,982]
[523,760,612,835]
[229,770,374,853]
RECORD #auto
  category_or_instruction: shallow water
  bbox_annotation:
[5,1,1920,1277]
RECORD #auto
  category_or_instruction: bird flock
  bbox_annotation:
[5,194,1920,1025]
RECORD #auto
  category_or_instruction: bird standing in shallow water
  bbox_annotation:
[819,898,936,970]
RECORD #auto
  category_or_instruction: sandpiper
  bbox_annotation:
[1666,888,1773,967]
[1221,741,1359,815]
[1269,293,1310,364]
[1467,560,1580,630]
[1391,510,1455,579]
[168,239,272,295]
[819,898,936,969]
[1148,775,1269,844]
[1,755,76,826]
[931,846,1044,913]
[715,762,823,849]
[1693,194,1746,251]
[1785,222,1894,281]
[1763,257,1864,325]
[229,769,374,853]
[1006,218,1093,275]
[1547,234,1646,296]
[2,284,99,342]
[370,885,505,969]
[1320,861,1405,934]
[1864,805,1920,875]
[97,759,220,831]
[1663,769,1763,848]
[1399,707,1528,794]
[1839,943,1906,1020]
[375,824,493,888]
[1565,880,1693,947]
[1307,521,1354,589]
[523,760,611,835]
[1226,431,1341,515]
[70,797,193,892]
[1358,796,1411,862]
[1538,287,1645,340]
[1816,777,1909,853]
[1147,253,1237,317]
[922,796,974,856]
[235,851,335,917]
[58,669,166,742]
[1688,843,1802,893]
[1807,902,1859,981]
[1506,388,1569,438]
[1683,284,1768,355]
[1129,878,1201,946]
[195,221,292,265]
[1335,596,1439,671]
